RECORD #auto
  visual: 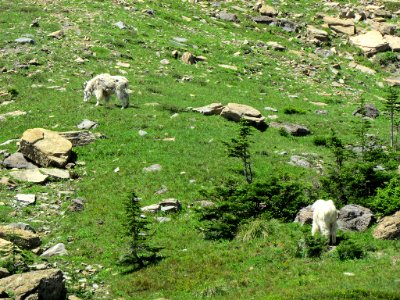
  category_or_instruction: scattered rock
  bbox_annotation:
[251,16,275,24]
[352,103,379,118]
[159,198,182,212]
[41,243,68,257]
[373,210,400,240]
[59,130,104,146]
[217,12,239,22]
[294,205,313,225]
[47,30,64,39]
[323,16,356,35]
[0,269,66,300]
[6,222,36,233]
[68,198,85,212]
[181,52,196,64]
[270,122,311,136]
[384,35,400,51]
[259,4,278,17]
[115,21,126,29]
[2,152,37,169]
[77,119,98,130]
[0,267,10,279]
[15,37,35,44]
[192,103,225,115]
[19,128,73,168]
[338,204,375,231]
[156,217,171,223]
[307,25,329,42]
[141,204,161,213]
[40,168,70,179]
[349,30,390,57]
[348,62,376,75]
[266,41,285,51]
[10,169,48,183]
[220,103,267,130]
[15,194,36,205]
[143,164,162,172]
[0,226,41,250]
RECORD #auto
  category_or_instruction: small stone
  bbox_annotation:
[143,164,162,172]
[15,194,36,205]
[160,59,170,65]
[15,37,35,44]
[41,243,68,257]
[138,130,148,136]
[77,119,98,130]
[115,21,126,29]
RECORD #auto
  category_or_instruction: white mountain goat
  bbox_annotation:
[83,73,129,109]
[311,199,338,245]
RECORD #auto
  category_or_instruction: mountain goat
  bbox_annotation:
[312,199,338,245]
[83,73,129,109]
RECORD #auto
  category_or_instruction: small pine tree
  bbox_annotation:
[224,119,253,183]
[120,191,161,271]
[384,86,400,149]
[354,97,371,161]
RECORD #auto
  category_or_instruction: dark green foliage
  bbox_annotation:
[371,176,400,218]
[336,240,365,260]
[197,176,312,240]
[320,129,394,206]
[224,119,253,183]
[283,107,306,115]
[119,191,162,271]
[383,87,400,149]
[375,51,399,66]
[313,136,327,146]
[296,231,328,258]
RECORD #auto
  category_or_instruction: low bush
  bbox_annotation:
[370,176,400,218]
[197,176,313,240]
[336,240,365,260]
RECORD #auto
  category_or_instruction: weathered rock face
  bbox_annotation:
[192,103,225,115]
[294,205,313,225]
[0,225,41,250]
[349,30,390,57]
[384,35,400,51]
[19,128,72,168]
[0,269,66,300]
[220,103,267,130]
[338,205,375,232]
[373,211,400,240]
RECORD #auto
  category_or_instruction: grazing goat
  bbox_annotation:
[312,199,338,245]
[83,73,129,109]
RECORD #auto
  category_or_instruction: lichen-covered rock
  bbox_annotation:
[0,225,41,250]
[373,211,400,240]
[220,103,267,130]
[294,205,313,225]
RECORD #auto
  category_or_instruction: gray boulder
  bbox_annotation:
[338,204,375,231]
[218,12,239,22]
[220,103,267,131]
[294,205,313,225]
[270,122,311,136]
[2,152,37,169]
[193,103,225,115]
[41,243,68,257]
[352,103,379,118]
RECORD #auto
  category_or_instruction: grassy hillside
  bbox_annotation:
[1,0,400,299]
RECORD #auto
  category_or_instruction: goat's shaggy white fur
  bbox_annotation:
[312,199,338,245]
[83,73,129,109]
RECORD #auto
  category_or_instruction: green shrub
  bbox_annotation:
[336,240,365,260]
[313,136,328,146]
[283,107,306,115]
[197,176,312,240]
[296,231,328,258]
[375,52,399,66]
[371,176,400,217]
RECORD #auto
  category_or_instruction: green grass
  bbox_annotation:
[1,0,400,299]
